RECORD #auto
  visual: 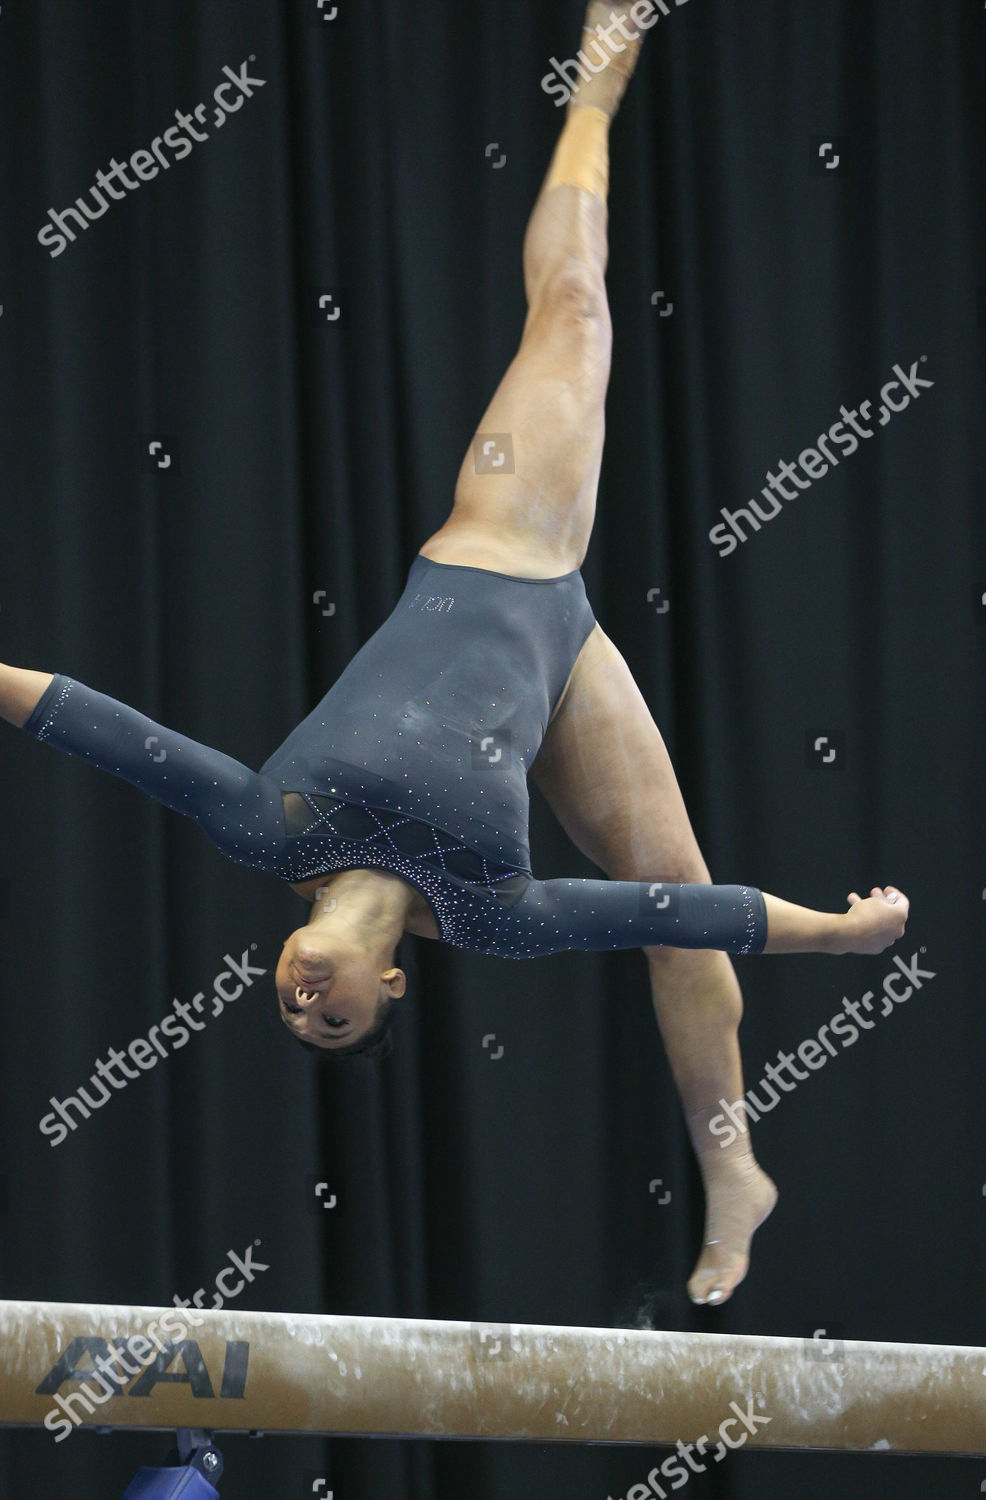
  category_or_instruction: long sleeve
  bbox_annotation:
[482,877,767,957]
[22,675,285,871]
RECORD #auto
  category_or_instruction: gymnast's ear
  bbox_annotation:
[381,968,407,999]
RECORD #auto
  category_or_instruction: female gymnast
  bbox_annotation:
[0,2,908,1306]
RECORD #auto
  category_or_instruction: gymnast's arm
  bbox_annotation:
[0,664,53,728]
[502,878,907,957]
[0,665,283,868]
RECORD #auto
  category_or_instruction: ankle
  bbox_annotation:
[545,107,611,201]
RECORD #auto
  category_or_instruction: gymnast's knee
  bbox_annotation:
[622,862,726,969]
[532,260,610,332]
[642,942,740,977]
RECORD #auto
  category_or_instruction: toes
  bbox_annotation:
[687,1265,740,1307]
[687,1245,747,1307]
[687,1272,717,1305]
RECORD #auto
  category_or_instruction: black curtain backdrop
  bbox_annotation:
[1,2,984,1497]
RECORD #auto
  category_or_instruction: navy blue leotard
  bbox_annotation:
[21,554,767,958]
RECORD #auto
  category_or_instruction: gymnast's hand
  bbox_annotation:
[838,885,910,954]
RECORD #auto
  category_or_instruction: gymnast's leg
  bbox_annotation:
[420,3,646,578]
[530,627,777,1307]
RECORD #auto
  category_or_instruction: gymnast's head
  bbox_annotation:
[275,883,407,1059]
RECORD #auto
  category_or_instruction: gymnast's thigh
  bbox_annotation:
[529,624,712,885]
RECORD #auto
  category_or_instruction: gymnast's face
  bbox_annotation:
[274,927,405,1050]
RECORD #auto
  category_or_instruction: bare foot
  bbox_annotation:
[570,2,649,118]
[686,1158,778,1306]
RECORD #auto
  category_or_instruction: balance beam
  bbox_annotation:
[1,1300,983,1454]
